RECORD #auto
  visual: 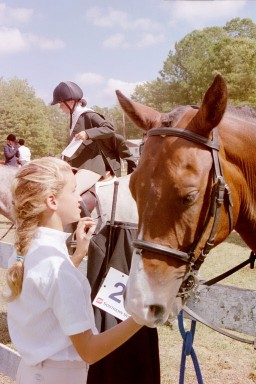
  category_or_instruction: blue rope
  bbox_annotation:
[178,310,204,384]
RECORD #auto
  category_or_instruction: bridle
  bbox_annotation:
[133,126,233,297]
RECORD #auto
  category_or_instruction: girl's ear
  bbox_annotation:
[45,195,57,211]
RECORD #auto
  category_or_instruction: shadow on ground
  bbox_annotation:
[224,231,248,249]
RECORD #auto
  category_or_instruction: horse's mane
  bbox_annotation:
[226,105,256,123]
[162,106,191,127]
[164,104,256,127]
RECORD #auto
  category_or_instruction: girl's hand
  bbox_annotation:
[72,217,96,267]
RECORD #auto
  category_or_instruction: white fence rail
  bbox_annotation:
[0,241,21,379]
[0,241,13,268]
[0,344,20,380]
[186,284,256,337]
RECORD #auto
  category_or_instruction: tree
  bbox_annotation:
[132,18,256,109]
[224,17,256,39]
[132,79,172,112]
[93,104,142,139]
[0,78,68,159]
[46,105,69,156]
[211,37,256,105]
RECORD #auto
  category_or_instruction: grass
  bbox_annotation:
[158,321,256,384]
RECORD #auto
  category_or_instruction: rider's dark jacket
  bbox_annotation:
[69,110,120,177]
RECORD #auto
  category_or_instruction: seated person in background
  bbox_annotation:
[18,138,31,165]
[4,134,20,167]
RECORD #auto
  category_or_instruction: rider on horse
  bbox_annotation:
[51,81,136,203]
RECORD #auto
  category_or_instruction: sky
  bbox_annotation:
[1,0,256,108]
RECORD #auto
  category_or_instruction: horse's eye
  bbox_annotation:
[182,191,198,205]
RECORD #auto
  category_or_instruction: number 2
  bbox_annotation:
[109,282,125,303]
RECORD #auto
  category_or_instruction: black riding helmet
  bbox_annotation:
[51,81,83,105]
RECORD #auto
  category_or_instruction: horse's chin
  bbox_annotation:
[125,297,183,328]
[127,310,168,328]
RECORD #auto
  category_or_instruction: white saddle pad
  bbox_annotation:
[75,169,101,195]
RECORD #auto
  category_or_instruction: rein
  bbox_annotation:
[133,126,233,296]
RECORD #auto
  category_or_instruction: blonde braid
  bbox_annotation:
[6,157,72,301]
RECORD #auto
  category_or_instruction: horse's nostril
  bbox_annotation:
[149,305,164,318]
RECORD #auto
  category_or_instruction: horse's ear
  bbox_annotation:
[115,90,162,131]
[190,74,228,135]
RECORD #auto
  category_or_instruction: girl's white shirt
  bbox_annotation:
[7,226,98,366]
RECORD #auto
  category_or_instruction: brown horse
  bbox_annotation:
[116,74,256,327]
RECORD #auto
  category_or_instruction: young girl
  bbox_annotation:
[6,157,142,384]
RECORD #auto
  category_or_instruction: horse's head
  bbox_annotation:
[116,75,229,327]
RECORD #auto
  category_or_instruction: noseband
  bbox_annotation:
[133,126,233,296]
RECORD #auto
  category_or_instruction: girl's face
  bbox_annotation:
[55,170,82,227]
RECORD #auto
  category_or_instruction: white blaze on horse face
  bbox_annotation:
[124,248,183,327]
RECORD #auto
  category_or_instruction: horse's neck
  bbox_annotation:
[220,119,256,250]
[221,118,256,177]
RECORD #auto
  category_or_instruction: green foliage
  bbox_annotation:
[46,105,69,156]
[132,80,172,112]
[0,78,68,160]
[132,18,256,110]
[93,104,142,139]
[224,17,256,38]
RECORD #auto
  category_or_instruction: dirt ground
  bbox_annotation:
[0,216,255,384]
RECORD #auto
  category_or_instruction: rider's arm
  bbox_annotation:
[74,112,114,142]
